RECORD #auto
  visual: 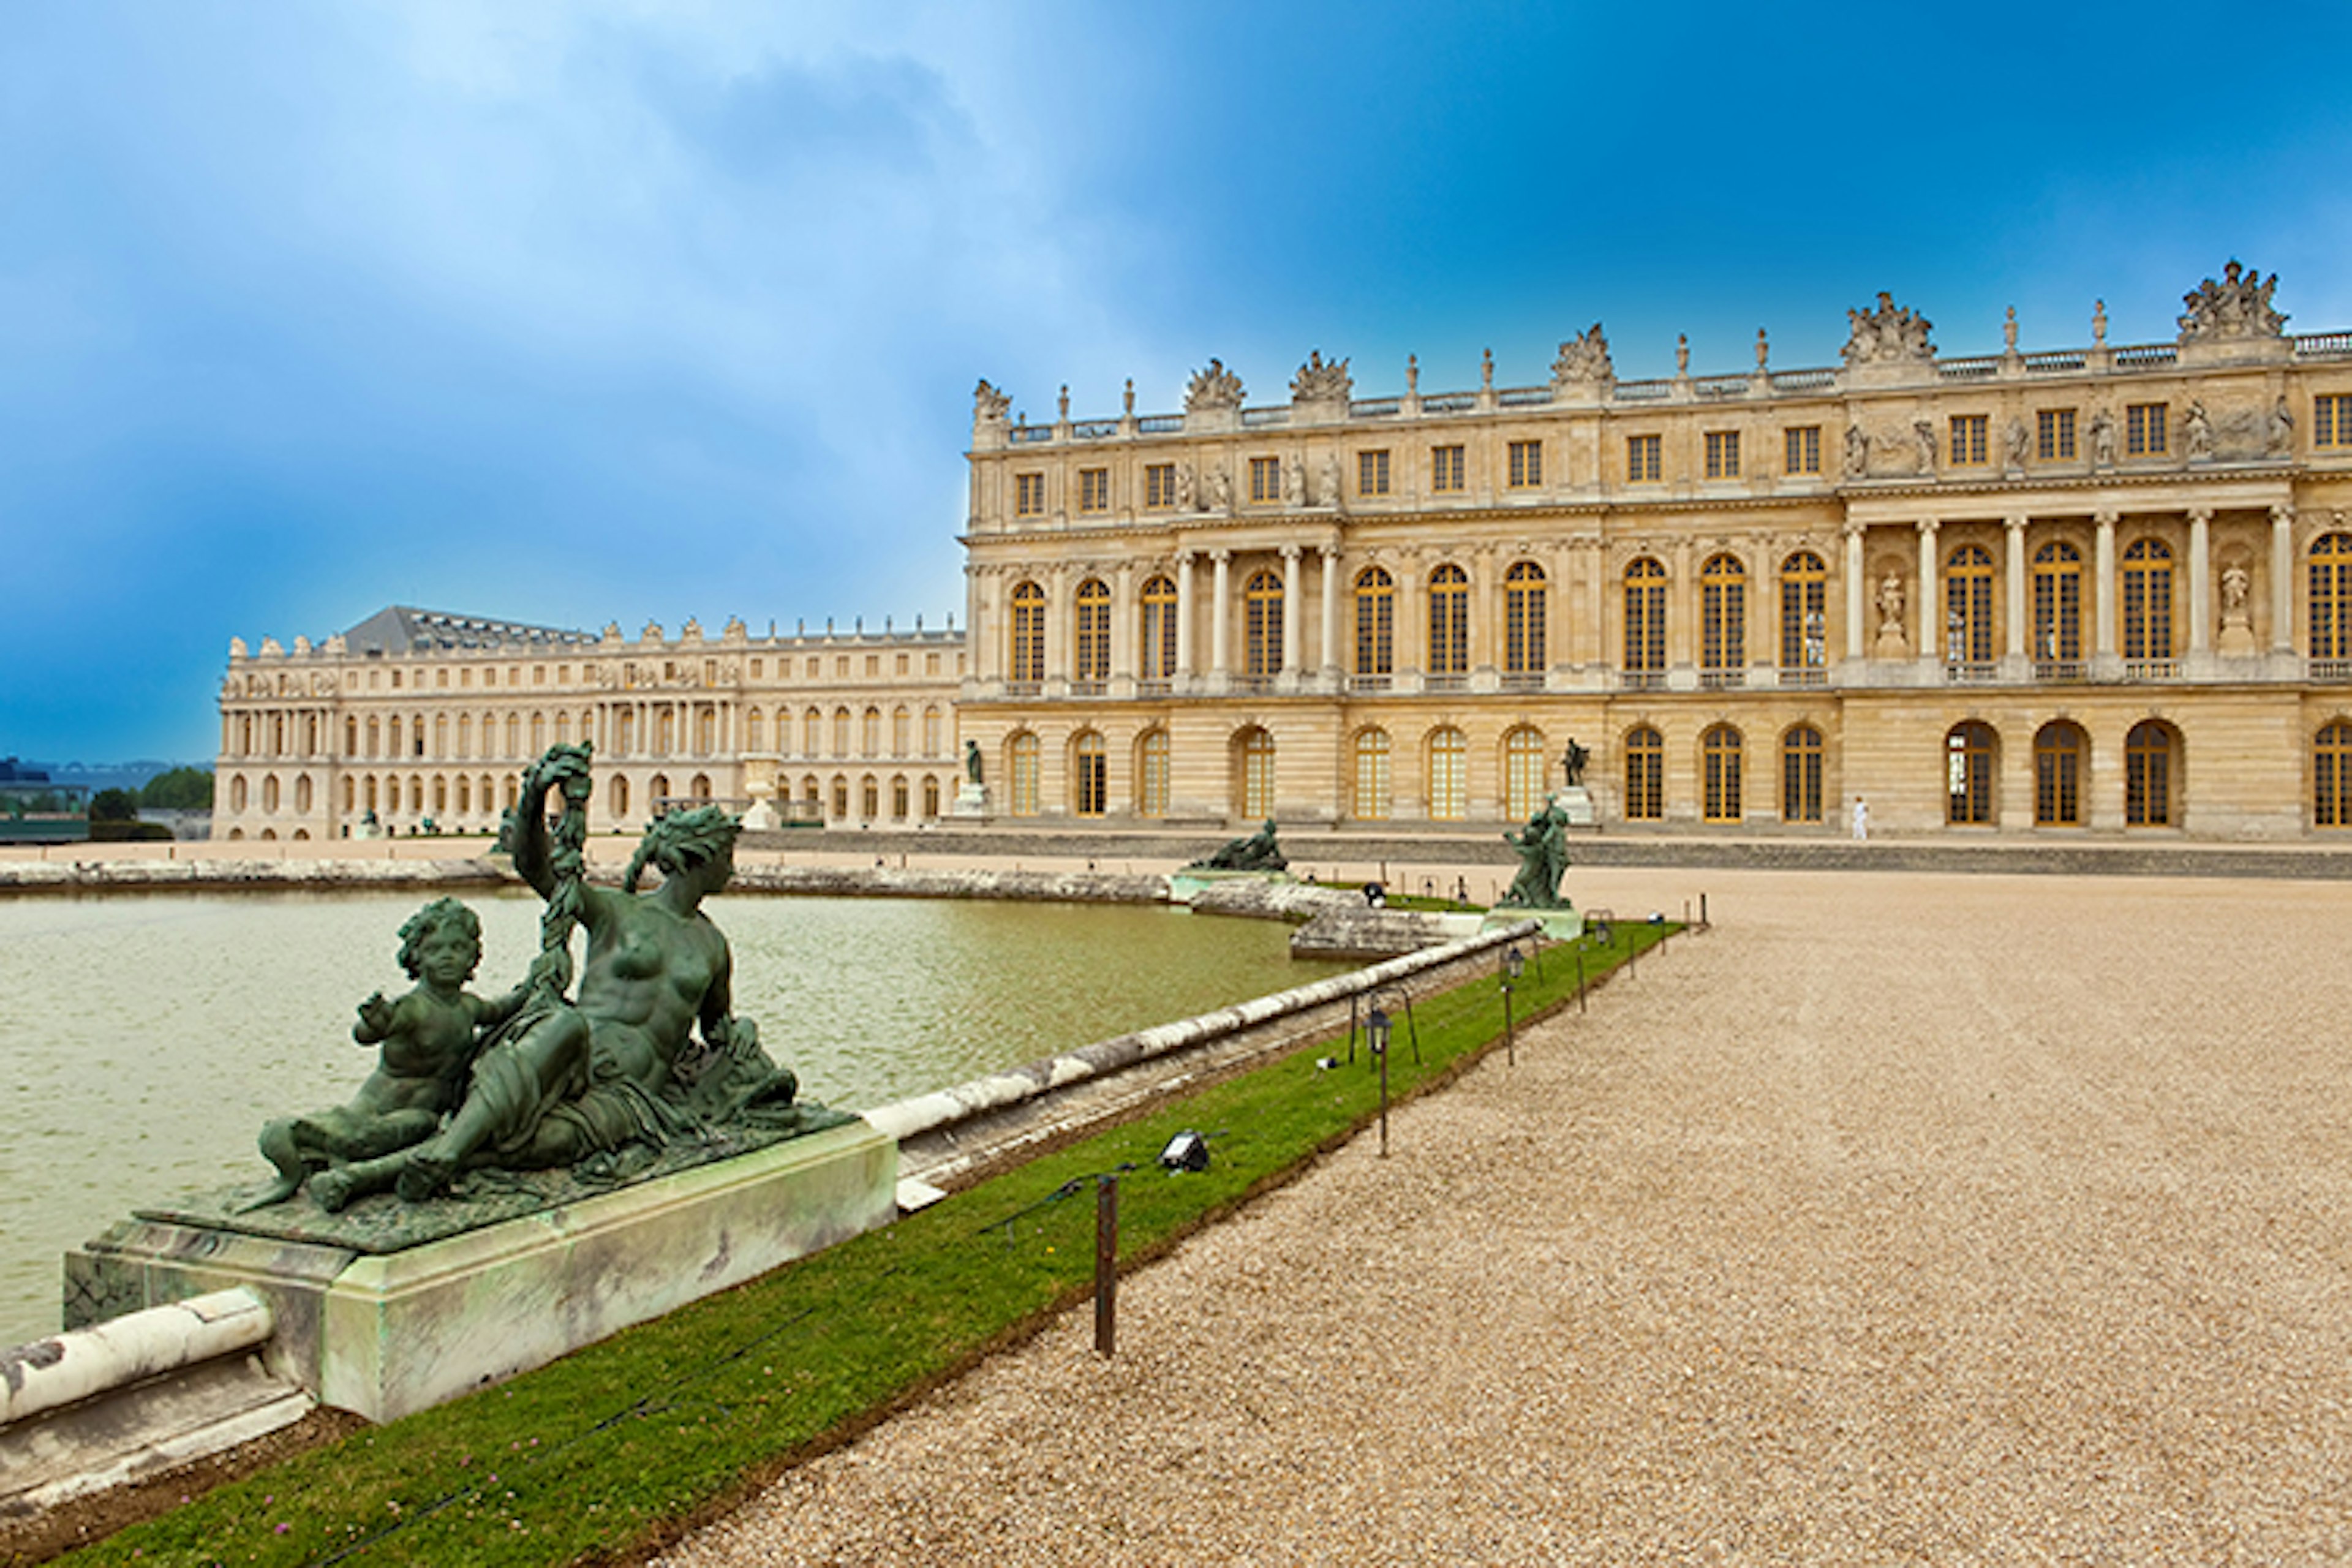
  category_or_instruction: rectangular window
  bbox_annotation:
[1948,413,1989,467]
[1249,455,1282,503]
[2318,394,2352,448]
[1144,462,1177,508]
[1431,444,1466,492]
[1014,472,1045,516]
[2127,402,2169,457]
[1358,448,1391,496]
[1627,434,1662,483]
[1784,425,1821,475]
[2037,408,2078,461]
[1507,440,1543,488]
[1704,431,1741,480]
[1077,467,1109,513]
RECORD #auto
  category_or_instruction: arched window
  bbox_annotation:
[609,775,630,818]
[1008,733,1040,816]
[802,776,820,815]
[262,775,279,813]
[1072,731,1107,816]
[1947,545,1996,664]
[506,713,521,756]
[1137,729,1170,818]
[1235,727,1275,818]
[832,775,850,818]
[2122,539,2176,662]
[1624,558,1667,674]
[1074,579,1112,683]
[456,713,472,759]
[1504,561,1547,677]
[862,706,881,758]
[746,708,765,752]
[861,775,879,818]
[1503,726,1547,821]
[2032,541,2084,663]
[1702,725,1743,822]
[2034,721,2086,825]
[342,777,355,813]
[454,775,469,813]
[690,773,712,801]
[832,707,851,756]
[1428,564,1469,677]
[922,775,940,817]
[697,707,717,756]
[1701,554,1746,675]
[409,777,423,813]
[655,709,674,755]
[2312,535,2352,660]
[1354,567,1395,677]
[1947,721,1997,825]
[923,706,942,756]
[1427,726,1468,821]
[2127,720,2180,826]
[433,715,447,758]
[614,709,634,755]
[1009,581,1047,684]
[892,706,910,758]
[650,772,671,809]
[892,775,910,818]
[1623,726,1662,820]
[432,775,448,814]
[1352,728,1392,820]
[1243,570,1284,679]
[1781,724,1823,823]
[804,708,821,755]
[2318,722,2352,827]
[363,775,377,814]
[1780,552,1828,675]
[367,717,380,758]
[1139,575,1178,680]
[345,716,359,758]
[388,716,403,758]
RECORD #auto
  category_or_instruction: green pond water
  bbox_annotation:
[0,891,1351,1348]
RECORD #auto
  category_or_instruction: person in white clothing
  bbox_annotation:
[1851,795,1870,842]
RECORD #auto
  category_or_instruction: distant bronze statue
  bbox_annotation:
[964,739,984,786]
[1561,739,1590,789]
[1192,818,1286,872]
[1498,798,1573,911]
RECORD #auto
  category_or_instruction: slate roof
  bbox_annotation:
[340,606,595,656]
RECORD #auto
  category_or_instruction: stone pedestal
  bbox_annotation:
[1168,866,1291,904]
[1556,786,1597,827]
[950,782,990,818]
[2217,615,2258,657]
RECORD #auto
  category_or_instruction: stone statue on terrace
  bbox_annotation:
[1497,797,1573,911]
[1190,819,1286,873]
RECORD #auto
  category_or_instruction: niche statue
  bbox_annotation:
[1497,797,1574,911]
[1191,818,1286,872]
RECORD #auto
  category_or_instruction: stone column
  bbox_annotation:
[1174,552,1196,679]
[1670,539,1695,669]
[1112,562,1134,679]
[1210,550,1231,675]
[2005,517,2030,658]
[2272,505,2297,652]
[2094,511,2117,658]
[1916,520,1940,662]
[1280,545,1302,675]
[1844,526,1866,662]
[1318,545,1341,675]
[2188,507,2212,654]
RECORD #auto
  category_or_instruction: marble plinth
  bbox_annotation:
[1483,909,1583,943]
[1169,866,1291,903]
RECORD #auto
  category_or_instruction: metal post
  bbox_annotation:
[1575,946,1587,1014]
[1378,1034,1390,1158]
[1502,978,1516,1066]
[1094,1174,1117,1358]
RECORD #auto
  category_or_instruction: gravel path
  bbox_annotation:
[659,870,2352,1565]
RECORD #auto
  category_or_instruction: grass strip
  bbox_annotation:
[61,920,1675,1568]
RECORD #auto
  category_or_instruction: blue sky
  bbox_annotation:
[4,1,2348,765]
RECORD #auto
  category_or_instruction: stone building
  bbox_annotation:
[213,606,965,841]
[956,263,2352,837]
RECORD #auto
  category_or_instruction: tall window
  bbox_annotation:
[1138,730,1170,817]
[1704,430,1741,479]
[1701,554,1746,674]
[1947,722,1997,825]
[1780,551,1828,673]
[802,709,820,755]
[1427,564,1469,676]
[1139,575,1178,679]
[924,706,941,755]
[2032,541,2084,662]
[2121,539,2175,661]
[832,707,850,756]
[1627,434,1662,483]
[1504,561,1547,675]
[1702,725,1743,823]
[1431,444,1466,492]
[2126,720,2177,827]
[2318,722,2352,828]
[1948,413,1989,467]
[1249,456,1282,504]
[1009,581,1046,682]
[1243,570,1284,678]
[2037,408,2077,460]
[1352,728,1392,820]
[2034,722,2086,826]
[2126,402,2169,457]
[1784,425,1821,475]
[1504,727,1547,821]
[1072,731,1107,816]
[1946,545,1996,663]
[1145,463,1177,508]
[1624,558,1667,673]
[1508,440,1543,488]
[2312,535,2352,659]
[1236,728,1275,818]
[1358,449,1391,496]
[892,706,910,757]
[1427,727,1467,820]
[2320,394,2352,449]
[1015,472,1046,516]
[862,707,881,758]
[1074,578,1111,682]
[1008,733,1039,816]
[1781,725,1823,823]
[1623,726,1663,820]
[1078,468,1109,513]
[1355,567,1395,676]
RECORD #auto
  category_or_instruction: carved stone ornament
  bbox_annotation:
[1185,358,1246,412]
[2177,260,2286,342]
[1550,323,1615,388]
[1290,350,1352,404]
[973,379,1012,424]
[1841,292,1936,366]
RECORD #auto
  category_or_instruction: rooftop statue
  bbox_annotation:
[1291,350,1352,404]
[1191,818,1286,872]
[1184,358,1246,413]
[1498,797,1573,911]
[1842,292,1936,366]
[1550,323,1615,389]
[2178,260,2286,342]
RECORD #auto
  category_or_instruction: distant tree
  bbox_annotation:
[140,766,214,810]
[89,787,139,822]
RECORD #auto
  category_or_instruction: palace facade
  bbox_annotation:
[957,264,2352,838]
[219,264,2352,842]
